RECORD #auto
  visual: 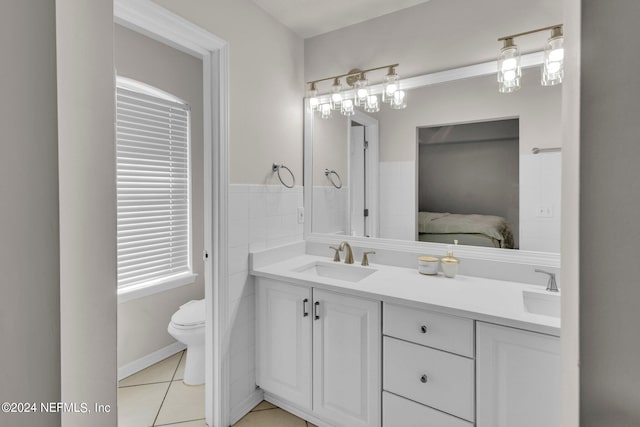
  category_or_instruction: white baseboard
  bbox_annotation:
[118,341,186,381]
[264,392,329,427]
[229,388,264,425]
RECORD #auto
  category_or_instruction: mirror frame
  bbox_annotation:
[304,51,560,268]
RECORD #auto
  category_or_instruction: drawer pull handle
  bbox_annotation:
[303,298,309,317]
[420,325,428,334]
[420,374,428,383]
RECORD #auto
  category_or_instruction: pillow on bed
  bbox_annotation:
[417,211,450,232]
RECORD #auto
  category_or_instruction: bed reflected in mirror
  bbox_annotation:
[417,119,519,249]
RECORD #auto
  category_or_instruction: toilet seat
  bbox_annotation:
[171,299,205,328]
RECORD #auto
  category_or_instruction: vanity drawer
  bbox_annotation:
[383,391,473,427]
[383,303,474,357]
[383,337,474,421]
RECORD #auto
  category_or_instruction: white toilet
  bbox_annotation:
[168,299,205,385]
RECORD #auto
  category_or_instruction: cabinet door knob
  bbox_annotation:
[420,325,428,334]
[420,374,428,383]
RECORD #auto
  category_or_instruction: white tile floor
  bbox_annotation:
[118,351,205,426]
[118,351,317,427]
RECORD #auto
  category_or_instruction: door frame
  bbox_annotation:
[348,111,379,238]
[114,1,230,425]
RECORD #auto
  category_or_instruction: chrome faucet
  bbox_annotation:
[535,269,559,292]
[339,241,354,264]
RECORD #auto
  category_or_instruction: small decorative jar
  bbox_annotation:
[440,244,460,278]
[418,256,439,275]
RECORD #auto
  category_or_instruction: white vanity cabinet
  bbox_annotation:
[256,278,312,409]
[476,322,561,427]
[256,278,381,427]
[382,303,475,426]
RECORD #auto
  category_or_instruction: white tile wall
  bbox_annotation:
[312,185,348,235]
[519,153,561,253]
[227,184,304,415]
[379,161,416,240]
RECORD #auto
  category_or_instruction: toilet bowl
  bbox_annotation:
[168,299,205,385]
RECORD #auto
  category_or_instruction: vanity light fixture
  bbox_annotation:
[497,24,564,93]
[330,78,343,110]
[364,95,380,113]
[383,66,400,104]
[320,103,332,119]
[354,72,369,106]
[306,81,319,112]
[542,26,564,86]
[306,63,404,118]
[497,38,522,93]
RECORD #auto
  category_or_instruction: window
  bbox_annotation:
[115,77,192,291]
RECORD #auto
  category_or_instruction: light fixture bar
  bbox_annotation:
[306,63,399,87]
[498,24,562,42]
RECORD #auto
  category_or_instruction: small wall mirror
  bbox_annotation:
[306,64,561,257]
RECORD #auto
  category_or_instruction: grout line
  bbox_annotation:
[152,351,185,426]
[251,407,279,413]
[170,351,185,382]
[118,380,173,389]
[154,417,206,426]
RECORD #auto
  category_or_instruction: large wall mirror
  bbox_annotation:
[305,62,562,257]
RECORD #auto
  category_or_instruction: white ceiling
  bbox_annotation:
[251,0,433,38]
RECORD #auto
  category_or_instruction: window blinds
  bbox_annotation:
[116,85,191,288]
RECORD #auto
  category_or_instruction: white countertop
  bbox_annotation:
[250,254,560,336]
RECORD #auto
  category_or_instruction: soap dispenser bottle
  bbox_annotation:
[440,240,460,278]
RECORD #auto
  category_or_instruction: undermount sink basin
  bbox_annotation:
[523,289,561,318]
[294,261,377,283]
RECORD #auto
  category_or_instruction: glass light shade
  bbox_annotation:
[542,35,564,86]
[320,103,332,119]
[383,72,399,104]
[497,44,522,93]
[341,98,355,116]
[354,78,369,106]
[308,96,319,112]
[364,95,380,113]
[390,90,407,109]
[330,80,343,110]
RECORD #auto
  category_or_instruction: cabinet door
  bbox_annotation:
[476,322,561,427]
[312,289,381,427]
[256,278,312,410]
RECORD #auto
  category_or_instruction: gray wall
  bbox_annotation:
[56,0,117,425]
[0,1,60,426]
[155,0,304,185]
[114,24,205,370]
[580,1,640,425]
[305,0,561,81]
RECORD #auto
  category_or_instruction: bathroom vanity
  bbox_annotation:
[251,251,560,427]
